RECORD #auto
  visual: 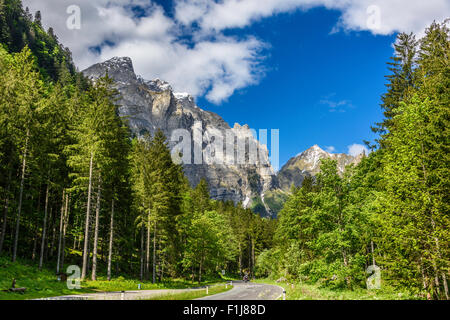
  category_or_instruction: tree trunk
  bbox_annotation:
[420,257,427,291]
[86,231,91,275]
[81,152,94,280]
[251,238,255,278]
[441,273,449,300]
[50,214,57,258]
[91,175,102,281]
[198,256,203,283]
[342,248,351,288]
[73,213,79,250]
[56,190,65,274]
[160,252,164,282]
[371,240,376,266]
[39,184,50,270]
[430,216,448,299]
[238,242,242,276]
[248,237,251,273]
[31,185,42,261]
[140,226,144,282]
[61,193,69,271]
[107,198,114,281]
[146,212,150,280]
[434,270,441,298]
[12,131,29,262]
[44,207,53,261]
[0,168,12,254]
[31,234,37,261]
[152,220,157,284]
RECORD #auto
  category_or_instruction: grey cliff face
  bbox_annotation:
[83,57,277,216]
[83,57,365,217]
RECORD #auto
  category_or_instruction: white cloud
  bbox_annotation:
[348,144,369,157]
[22,0,266,103]
[325,146,336,153]
[174,0,450,36]
[22,0,450,103]
[100,35,265,104]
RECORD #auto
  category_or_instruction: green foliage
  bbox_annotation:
[0,37,273,289]
[0,0,76,82]
[250,196,266,216]
[1,1,448,301]
[264,190,289,215]
[0,255,230,300]
[0,255,94,300]
[255,248,281,279]
[255,279,417,300]
[264,20,449,300]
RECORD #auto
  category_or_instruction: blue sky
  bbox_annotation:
[194,7,397,165]
[23,0,449,166]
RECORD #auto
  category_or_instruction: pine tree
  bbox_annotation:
[374,32,418,143]
[6,47,44,262]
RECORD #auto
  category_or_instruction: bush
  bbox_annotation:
[255,249,280,278]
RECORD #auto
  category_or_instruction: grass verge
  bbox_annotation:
[148,284,233,300]
[254,279,419,300]
[0,255,229,300]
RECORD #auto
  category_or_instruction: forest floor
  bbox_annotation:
[255,279,421,300]
[0,255,230,300]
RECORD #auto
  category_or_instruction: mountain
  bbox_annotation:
[83,57,277,214]
[83,57,365,217]
[277,144,365,191]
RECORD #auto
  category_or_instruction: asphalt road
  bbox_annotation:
[197,281,283,300]
[36,281,283,300]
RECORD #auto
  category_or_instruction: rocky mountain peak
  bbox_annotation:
[300,144,326,155]
[82,56,277,217]
[277,145,363,192]
[82,56,365,217]
[84,56,136,83]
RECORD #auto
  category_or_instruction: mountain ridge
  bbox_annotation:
[83,56,277,215]
[83,56,365,217]
[277,144,365,191]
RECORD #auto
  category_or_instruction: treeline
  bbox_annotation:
[130,132,275,282]
[0,0,78,83]
[257,21,449,300]
[0,2,274,283]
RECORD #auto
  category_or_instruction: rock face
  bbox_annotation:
[83,57,365,217]
[83,57,277,213]
[277,145,364,191]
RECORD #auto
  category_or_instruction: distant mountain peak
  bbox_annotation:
[296,144,327,158]
[278,144,362,192]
